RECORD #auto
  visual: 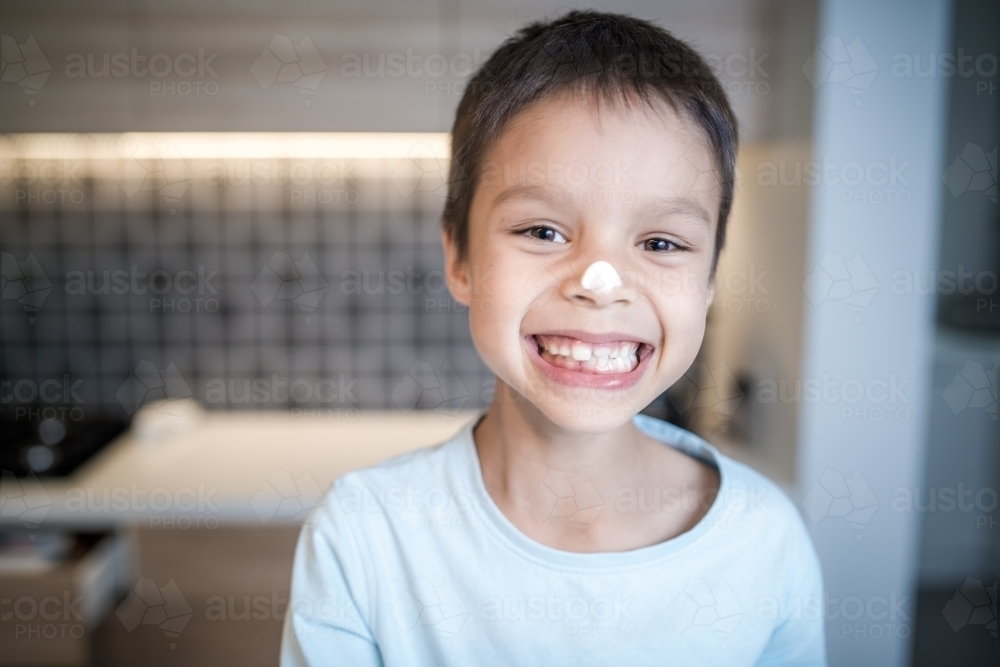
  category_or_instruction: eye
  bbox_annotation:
[642,238,684,252]
[524,225,567,244]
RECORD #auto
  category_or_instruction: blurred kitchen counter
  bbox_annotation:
[2,410,480,529]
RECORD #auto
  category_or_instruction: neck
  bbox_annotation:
[473,380,646,500]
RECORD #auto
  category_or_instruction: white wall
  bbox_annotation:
[0,0,784,139]
[795,1,951,666]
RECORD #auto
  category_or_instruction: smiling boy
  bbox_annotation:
[282,11,825,666]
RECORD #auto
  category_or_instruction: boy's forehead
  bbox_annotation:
[478,93,721,210]
[512,92,705,148]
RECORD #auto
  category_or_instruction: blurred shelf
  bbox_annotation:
[0,410,478,529]
[0,531,133,667]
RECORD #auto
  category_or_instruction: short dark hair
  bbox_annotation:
[443,10,738,274]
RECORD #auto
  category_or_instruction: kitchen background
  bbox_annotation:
[1,0,997,666]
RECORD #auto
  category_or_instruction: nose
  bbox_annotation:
[559,259,636,307]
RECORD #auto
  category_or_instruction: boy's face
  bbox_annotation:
[444,93,721,433]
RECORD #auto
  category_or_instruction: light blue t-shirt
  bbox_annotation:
[281,412,826,666]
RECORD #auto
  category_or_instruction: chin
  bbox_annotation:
[532,399,640,435]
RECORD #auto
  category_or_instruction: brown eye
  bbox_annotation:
[643,238,679,252]
[526,226,566,243]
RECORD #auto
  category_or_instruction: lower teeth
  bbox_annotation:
[534,338,644,373]
[539,349,639,373]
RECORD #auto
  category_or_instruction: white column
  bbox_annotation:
[796,1,951,666]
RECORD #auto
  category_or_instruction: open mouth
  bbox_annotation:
[533,333,647,374]
[525,331,655,393]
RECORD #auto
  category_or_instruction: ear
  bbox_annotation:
[704,273,716,310]
[442,226,472,306]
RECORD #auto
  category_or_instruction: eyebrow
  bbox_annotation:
[639,196,713,227]
[491,184,555,208]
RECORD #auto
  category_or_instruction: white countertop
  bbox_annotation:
[1,410,479,529]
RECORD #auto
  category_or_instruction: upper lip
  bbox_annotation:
[528,329,656,348]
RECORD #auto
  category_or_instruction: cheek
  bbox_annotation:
[469,248,546,320]
[658,289,711,360]
[465,265,524,363]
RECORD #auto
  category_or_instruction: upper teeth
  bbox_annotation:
[539,336,639,361]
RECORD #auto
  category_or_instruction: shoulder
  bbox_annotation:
[714,453,822,581]
[717,455,802,530]
[335,433,460,494]
[634,414,810,545]
[634,414,820,579]
[314,425,470,526]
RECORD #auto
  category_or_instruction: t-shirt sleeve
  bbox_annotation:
[754,515,827,667]
[280,489,384,667]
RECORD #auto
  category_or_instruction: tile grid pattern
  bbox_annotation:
[0,158,491,420]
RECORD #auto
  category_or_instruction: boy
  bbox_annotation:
[282,11,825,666]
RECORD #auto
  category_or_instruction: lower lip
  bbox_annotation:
[524,335,652,391]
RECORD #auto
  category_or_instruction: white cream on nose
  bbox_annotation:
[580,261,622,294]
